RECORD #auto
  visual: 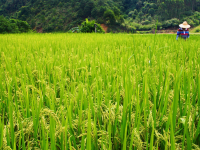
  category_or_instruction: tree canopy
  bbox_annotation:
[0,15,30,33]
[0,0,199,32]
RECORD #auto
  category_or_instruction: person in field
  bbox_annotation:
[176,21,190,40]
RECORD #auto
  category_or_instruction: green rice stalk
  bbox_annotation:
[87,105,91,150]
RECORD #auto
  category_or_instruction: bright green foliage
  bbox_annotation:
[80,18,105,33]
[0,33,200,149]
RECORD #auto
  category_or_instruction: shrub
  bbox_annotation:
[162,18,179,28]
[156,22,162,30]
[136,30,151,34]
[193,19,200,26]
[195,29,200,32]
[80,18,105,33]
[171,18,179,26]
[183,19,195,27]
[16,20,31,32]
[194,11,200,20]
[141,20,151,25]
[0,16,31,33]
[147,16,152,21]
[9,19,19,33]
[125,25,136,33]
[130,22,140,30]
[138,24,153,31]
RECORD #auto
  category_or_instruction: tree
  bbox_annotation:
[0,15,10,33]
[128,9,138,19]
[158,2,168,20]
[9,19,19,33]
[117,15,124,24]
[136,1,143,9]
[0,0,200,33]
[18,6,30,21]
[137,11,144,21]
[84,1,95,17]
[30,19,36,29]
[103,9,116,25]
[0,16,30,33]
[148,8,155,16]
[15,19,31,32]
[91,7,101,19]
[113,7,120,16]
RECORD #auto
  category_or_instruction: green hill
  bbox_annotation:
[191,25,200,33]
[0,0,200,32]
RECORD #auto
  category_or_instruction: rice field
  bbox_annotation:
[0,33,200,150]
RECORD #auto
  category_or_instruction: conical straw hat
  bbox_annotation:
[179,21,190,28]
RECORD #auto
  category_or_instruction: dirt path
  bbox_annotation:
[190,33,200,34]
[100,24,108,33]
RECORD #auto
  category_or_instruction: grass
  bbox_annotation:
[191,25,200,33]
[0,33,200,149]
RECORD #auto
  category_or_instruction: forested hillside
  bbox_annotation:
[0,0,200,32]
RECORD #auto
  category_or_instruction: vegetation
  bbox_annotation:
[80,19,105,33]
[0,33,200,149]
[0,0,200,32]
[67,19,105,33]
[191,25,200,33]
[0,15,31,33]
